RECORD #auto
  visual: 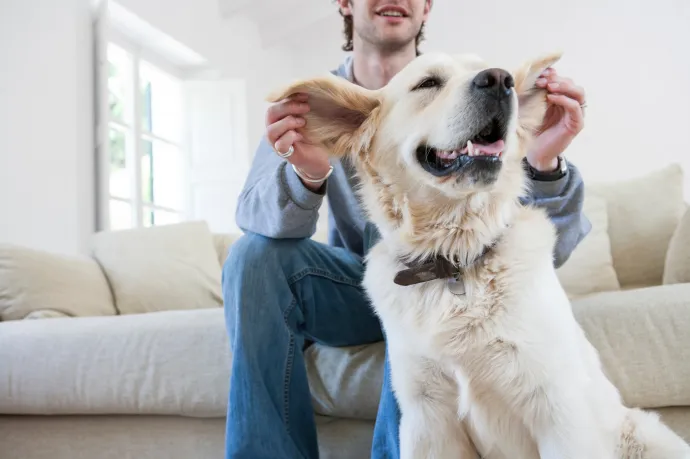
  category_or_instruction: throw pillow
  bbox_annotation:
[556,192,621,299]
[663,206,690,285]
[588,163,686,288]
[91,221,223,315]
[0,245,116,321]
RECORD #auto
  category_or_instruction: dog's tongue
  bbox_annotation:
[461,139,505,155]
[476,140,504,154]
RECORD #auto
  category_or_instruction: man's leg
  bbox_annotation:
[371,345,402,459]
[364,223,402,459]
[222,232,383,459]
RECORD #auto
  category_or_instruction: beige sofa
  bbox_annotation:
[1,163,690,459]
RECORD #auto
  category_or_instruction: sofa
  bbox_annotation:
[1,163,690,459]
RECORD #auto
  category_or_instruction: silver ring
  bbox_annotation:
[275,143,294,158]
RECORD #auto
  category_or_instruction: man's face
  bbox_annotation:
[340,0,431,53]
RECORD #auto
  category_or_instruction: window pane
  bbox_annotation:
[109,200,132,230]
[109,128,130,199]
[143,208,181,227]
[107,44,132,124]
[140,62,183,143]
[141,139,184,210]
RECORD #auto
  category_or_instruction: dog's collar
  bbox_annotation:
[393,242,496,287]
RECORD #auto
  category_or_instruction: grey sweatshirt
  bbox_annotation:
[235,56,591,268]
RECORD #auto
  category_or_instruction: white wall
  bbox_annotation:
[0,0,95,255]
[0,0,302,253]
[278,0,690,197]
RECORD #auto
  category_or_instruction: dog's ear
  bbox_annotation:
[266,74,381,159]
[513,51,563,135]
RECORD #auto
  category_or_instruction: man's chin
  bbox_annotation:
[375,34,418,53]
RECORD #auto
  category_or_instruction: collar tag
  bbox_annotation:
[447,275,466,296]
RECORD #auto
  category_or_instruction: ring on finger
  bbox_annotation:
[275,142,294,158]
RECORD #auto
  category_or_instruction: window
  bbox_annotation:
[105,42,187,230]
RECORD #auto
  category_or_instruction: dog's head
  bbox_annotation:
[268,51,561,259]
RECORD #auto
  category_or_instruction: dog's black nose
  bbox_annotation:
[472,68,514,97]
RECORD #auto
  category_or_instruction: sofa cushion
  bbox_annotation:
[0,308,230,416]
[212,233,238,267]
[588,164,686,288]
[572,283,690,409]
[556,193,620,299]
[92,221,223,314]
[0,245,115,321]
[663,206,690,285]
[306,284,690,420]
[306,342,385,421]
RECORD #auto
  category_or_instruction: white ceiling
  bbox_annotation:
[218,0,339,48]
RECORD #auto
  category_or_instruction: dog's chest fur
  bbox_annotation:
[362,206,580,458]
[364,206,562,354]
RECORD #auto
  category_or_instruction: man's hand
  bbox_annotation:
[266,93,331,191]
[528,68,586,172]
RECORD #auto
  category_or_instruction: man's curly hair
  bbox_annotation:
[337,2,427,56]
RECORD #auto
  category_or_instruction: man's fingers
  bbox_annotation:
[267,115,306,145]
[265,99,311,126]
[273,130,302,156]
[545,76,586,105]
[547,94,584,130]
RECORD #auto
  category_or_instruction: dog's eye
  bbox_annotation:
[413,76,443,91]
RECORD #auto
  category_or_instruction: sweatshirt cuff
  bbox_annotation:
[528,165,572,200]
[281,162,326,210]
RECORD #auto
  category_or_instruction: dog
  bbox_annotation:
[267,51,690,459]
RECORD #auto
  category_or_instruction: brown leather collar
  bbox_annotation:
[393,243,495,287]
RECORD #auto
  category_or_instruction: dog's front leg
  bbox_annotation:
[531,392,613,459]
[389,348,479,459]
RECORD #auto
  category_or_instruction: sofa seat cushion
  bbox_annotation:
[0,308,230,416]
[572,283,690,409]
[307,284,690,420]
[306,342,385,421]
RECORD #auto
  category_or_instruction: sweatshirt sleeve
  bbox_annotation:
[521,161,592,269]
[234,136,326,239]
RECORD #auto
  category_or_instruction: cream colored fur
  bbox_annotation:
[268,52,690,459]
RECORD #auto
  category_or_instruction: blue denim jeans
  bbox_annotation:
[222,226,400,459]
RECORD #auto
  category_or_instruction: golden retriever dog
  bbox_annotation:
[267,52,690,459]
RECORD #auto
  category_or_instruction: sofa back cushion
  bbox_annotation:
[588,164,686,289]
[556,193,621,298]
[0,245,116,321]
[91,221,223,315]
[212,233,239,267]
[663,206,690,285]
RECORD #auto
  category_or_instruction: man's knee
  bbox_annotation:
[222,232,309,283]
[221,233,309,340]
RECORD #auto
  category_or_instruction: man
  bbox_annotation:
[222,1,590,458]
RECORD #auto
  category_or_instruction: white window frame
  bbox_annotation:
[97,28,190,231]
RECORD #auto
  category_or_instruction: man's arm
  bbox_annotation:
[234,136,326,239]
[521,161,592,269]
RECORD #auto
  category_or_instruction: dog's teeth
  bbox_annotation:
[437,150,459,160]
[467,140,475,156]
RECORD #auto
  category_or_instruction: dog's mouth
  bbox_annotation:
[416,117,507,177]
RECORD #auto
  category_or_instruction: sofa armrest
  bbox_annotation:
[572,283,690,409]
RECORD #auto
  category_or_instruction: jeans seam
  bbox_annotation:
[287,267,361,287]
[282,297,297,435]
